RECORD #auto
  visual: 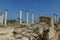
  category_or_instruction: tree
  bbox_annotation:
[17,17,26,23]
[7,20,17,24]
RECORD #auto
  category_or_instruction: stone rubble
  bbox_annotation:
[0,22,59,40]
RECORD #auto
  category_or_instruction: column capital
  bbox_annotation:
[26,10,28,12]
[19,8,22,11]
[5,9,8,11]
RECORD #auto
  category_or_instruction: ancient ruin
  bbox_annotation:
[0,9,60,40]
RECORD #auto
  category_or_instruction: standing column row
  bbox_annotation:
[19,9,35,25]
[53,14,58,24]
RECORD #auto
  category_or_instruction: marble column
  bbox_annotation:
[0,13,4,25]
[32,12,34,24]
[20,8,22,24]
[5,10,8,26]
[26,10,28,24]
[53,14,58,23]
[2,13,4,25]
[51,17,54,27]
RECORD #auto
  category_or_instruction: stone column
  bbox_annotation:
[51,18,54,27]
[2,13,4,25]
[49,18,55,40]
[32,12,34,24]
[26,10,28,24]
[38,13,40,22]
[53,14,58,23]
[20,8,22,24]
[5,10,8,26]
[0,13,4,25]
[56,14,58,23]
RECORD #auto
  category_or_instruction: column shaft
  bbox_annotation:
[5,10,8,26]
[20,9,22,24]
[26,10,28,24]
[32,12,34,24]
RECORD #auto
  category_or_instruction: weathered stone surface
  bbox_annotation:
[0,21,59,40]
[49,26,55,39]
[21,37,29,40]
[0,27,15,40]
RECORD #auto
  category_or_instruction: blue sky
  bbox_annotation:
[0,0,60,22]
